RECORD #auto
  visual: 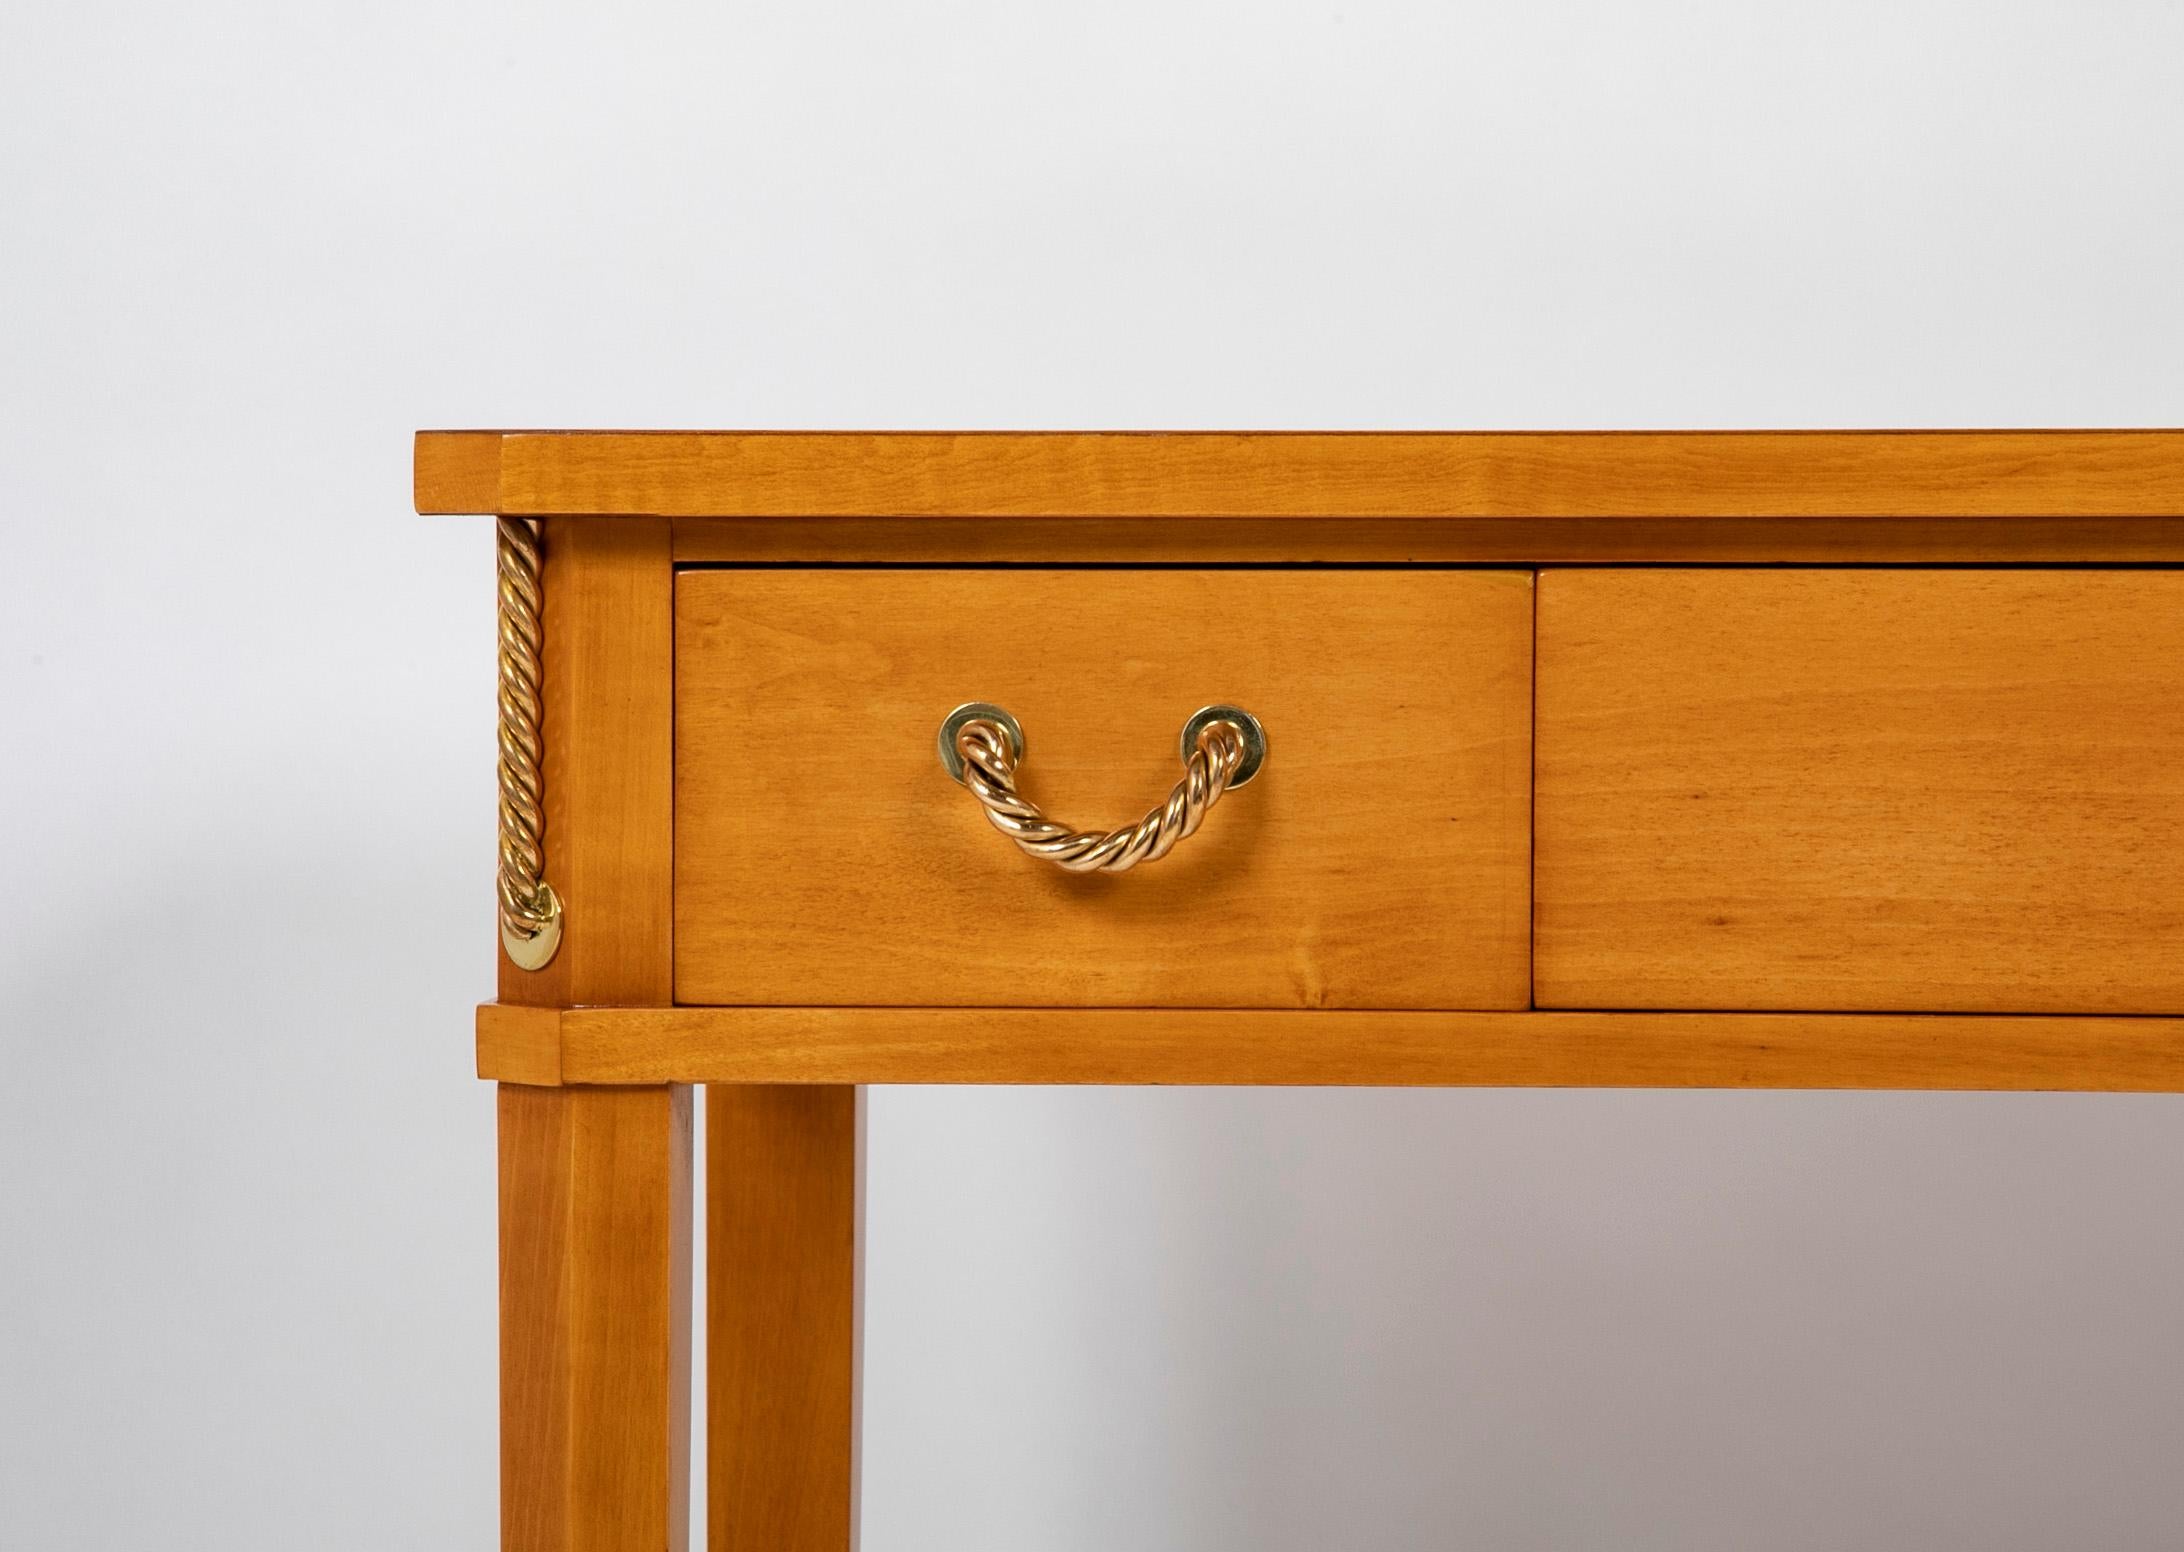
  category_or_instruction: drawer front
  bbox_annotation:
[1536,569,2184,1013]
[675,569,1532,1008]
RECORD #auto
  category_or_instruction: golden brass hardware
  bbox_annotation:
[496,516,562,969]
[939,702,1266,873]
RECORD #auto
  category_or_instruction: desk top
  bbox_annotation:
[416,429,2184,520]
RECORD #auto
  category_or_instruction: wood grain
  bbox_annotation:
[474,1004,2184,1092]
[492,518,691,1552]
[673,569,1534,1009]
[501,1083,693,1552]
[415,430,501,514]
[413,430,2184,518]
[709,1087,860,1552]
[417,430,2184,521]
[672,515,2184,564]
[500,517,675,1007]
[480,1002,561,1086]
[1536,570,2184,1013]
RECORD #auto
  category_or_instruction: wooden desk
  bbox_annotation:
[418,429,2184,1552]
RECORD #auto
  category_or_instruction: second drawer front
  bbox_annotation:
[675,568,1533,1009]
[1536,569,2184,1013]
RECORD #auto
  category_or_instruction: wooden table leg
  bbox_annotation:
[500,1082,693,1552]
[709,1084,861,1552]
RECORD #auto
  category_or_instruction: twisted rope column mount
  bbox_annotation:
[496,516,563,969]
[940,702,1267,874]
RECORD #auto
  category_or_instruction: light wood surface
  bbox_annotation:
[492,518,693,1552]
[499,517,675,1007]
[416,430,2184,518]
[482,1003,562,1085]
[476,1004,2184,1091]
[500,1084,693,1552]
[709,1087,860,1552]
[417,429,500,515]
[672,515,2184,565]
[673,569,1534,1009]
[1537,570,2184,1013]
[450,434,2184,1550]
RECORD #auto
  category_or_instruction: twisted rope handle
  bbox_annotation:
[943,704,1265,874]
[496,516,563,969]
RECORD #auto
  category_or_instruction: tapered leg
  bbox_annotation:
[709,1085,862,1552]
[500,1083,693,1552]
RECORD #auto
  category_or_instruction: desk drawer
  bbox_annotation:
[674,568,1532,1008]
[1536,569,2184,1013]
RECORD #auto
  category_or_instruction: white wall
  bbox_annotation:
[4,2,2183,1547]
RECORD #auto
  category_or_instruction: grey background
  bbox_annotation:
[4,1,2183,1547]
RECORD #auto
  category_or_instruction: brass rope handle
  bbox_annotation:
[938,702,1268,873]
[496,516,563,969]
